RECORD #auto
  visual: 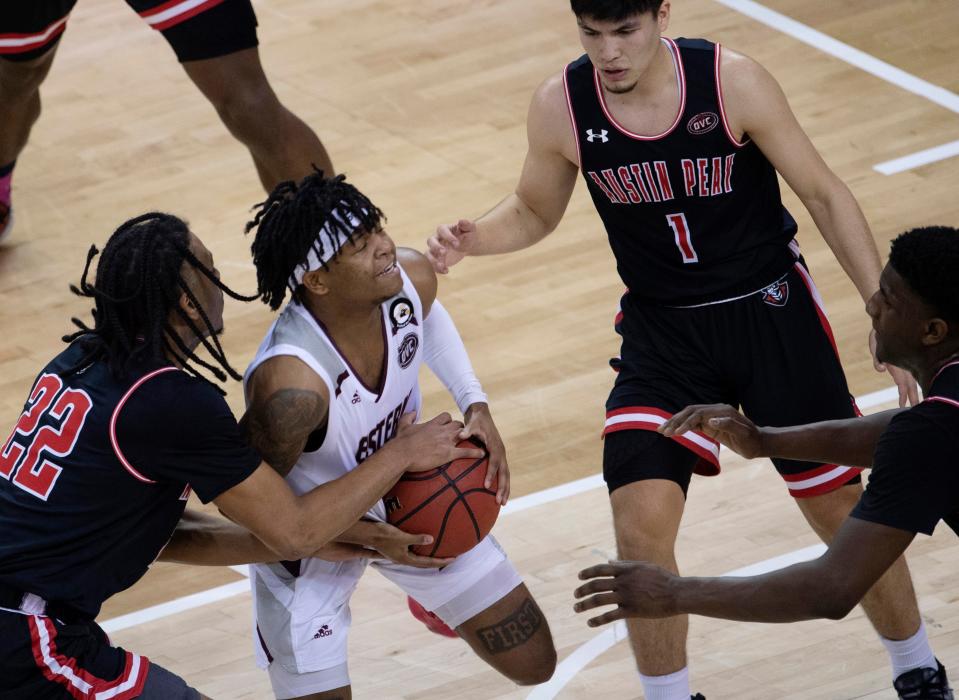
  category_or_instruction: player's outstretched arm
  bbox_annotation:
[426,74,579,273]
[720,48,918,405]
[574,516,914,625]
[214,412,484,560]
[159,509,371,566]
[659,404,902,468]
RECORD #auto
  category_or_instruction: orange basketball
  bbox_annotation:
[384,438,499,558]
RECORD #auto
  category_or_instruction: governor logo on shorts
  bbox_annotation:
[761,280,789,307]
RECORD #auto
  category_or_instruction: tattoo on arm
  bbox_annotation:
[475,597,544,654]
[243,388,327,476]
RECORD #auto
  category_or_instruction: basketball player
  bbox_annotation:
[425,1,934,698]
[231,172,557,699]
[575,226,959,699]
[0,213,476,699]
[0,0,334,241]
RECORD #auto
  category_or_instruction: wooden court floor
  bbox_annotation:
[3,0,958,697]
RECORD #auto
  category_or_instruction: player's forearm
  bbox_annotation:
[289,441,411,554]
[423,300,487,412]
[760,409,900,467]
[673,560,850,622]
[161,509,278,565]
[333,519,383,547]
[472,193,553,255]
[805,181,881,302]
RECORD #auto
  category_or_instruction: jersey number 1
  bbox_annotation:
[0,373,93,501]
[666,212,699,264]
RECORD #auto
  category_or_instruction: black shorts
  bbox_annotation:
[0,610,199,699]
[603,261,863,498]
[0,0,258,63]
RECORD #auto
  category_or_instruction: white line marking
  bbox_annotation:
[712,0,959,175]
[711,0,959,115]
[874,139,959,175]
[528,544,828,699]
[100,580,249,634]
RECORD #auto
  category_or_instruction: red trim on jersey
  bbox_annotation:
[714,44,749,148]
[931,360,959,384]
[109,367,179,484]
[793,261,840,358]
[927,396,959,409]
[28,616,149,700]
[139,0,227,31]
[563,64,584,169]
[593,38,686,142]
[0,17,69,55]
[602,405,720,475]
[782,464,863,499]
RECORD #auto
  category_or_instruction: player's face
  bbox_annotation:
[330,227,402,304]
[577,4,670,94]
[866,265,925,368]
[185,232,225,336]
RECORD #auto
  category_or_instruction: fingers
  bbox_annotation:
[451,446,486,461]
[403,552,456,568]
[399,411,416,428]
[577,563,619,581]
[586,607,626,628]
[573,577,617,600]
[572,590,619,613]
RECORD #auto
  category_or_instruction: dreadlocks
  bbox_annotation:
[62,212,257,390]
[246,170,385,310]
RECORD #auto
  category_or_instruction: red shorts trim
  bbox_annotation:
[603,406,721,476]
[782,463,864,499]
[0,16,68,55]
[27,616,149,700]
[139,0,227,31]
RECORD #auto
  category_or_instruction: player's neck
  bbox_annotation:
[919,348,959,394]
[305,295,382,343]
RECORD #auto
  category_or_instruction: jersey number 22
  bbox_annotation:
[0,373,93,500]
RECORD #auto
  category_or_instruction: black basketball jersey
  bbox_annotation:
[0,342,260,619]
[565,38,798,305]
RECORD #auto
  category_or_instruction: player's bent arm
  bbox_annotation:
[576,517,914,625]
[212,441,414,560]
[159,510,370,565]
[721,49,881,302]
[470,75,580,254]
[760,410,901,468]
[672,517,915,622]
[662,404,900,466]
[241,355,329,477]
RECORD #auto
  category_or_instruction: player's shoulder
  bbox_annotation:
[397,247,437,311]
[716,44,777,92]
[135,367,228,413]
[878,400,957,454]
[532,71,569,114]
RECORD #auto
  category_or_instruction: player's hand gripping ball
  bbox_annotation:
[384,438,500,558]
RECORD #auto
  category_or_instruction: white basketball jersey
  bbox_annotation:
[244,266,424,522]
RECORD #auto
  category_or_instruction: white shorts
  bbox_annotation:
[251,535,521,691]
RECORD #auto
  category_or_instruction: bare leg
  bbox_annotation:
[798,482,921,640]
[456,583,557,685]
[610,479,688,675]
[0,46,61,166]
[182,47,334,191]
[286,688,351,700]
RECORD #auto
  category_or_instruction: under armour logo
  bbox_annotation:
[586,129,609,143]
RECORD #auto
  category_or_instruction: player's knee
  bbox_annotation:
[797,482,862,536]
[506,645,557,685]
[0,60,49,102]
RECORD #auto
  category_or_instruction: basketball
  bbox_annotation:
[384,437,500,558]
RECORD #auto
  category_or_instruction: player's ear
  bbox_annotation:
[658,1,671,32]
[301,269,331,297]
[179,290,201,321]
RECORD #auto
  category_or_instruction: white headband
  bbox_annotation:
[288,208,363,290]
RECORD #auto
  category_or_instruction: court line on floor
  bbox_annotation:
[711,0,959,174]
[100,385,899,635]
[526,544,828,700]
